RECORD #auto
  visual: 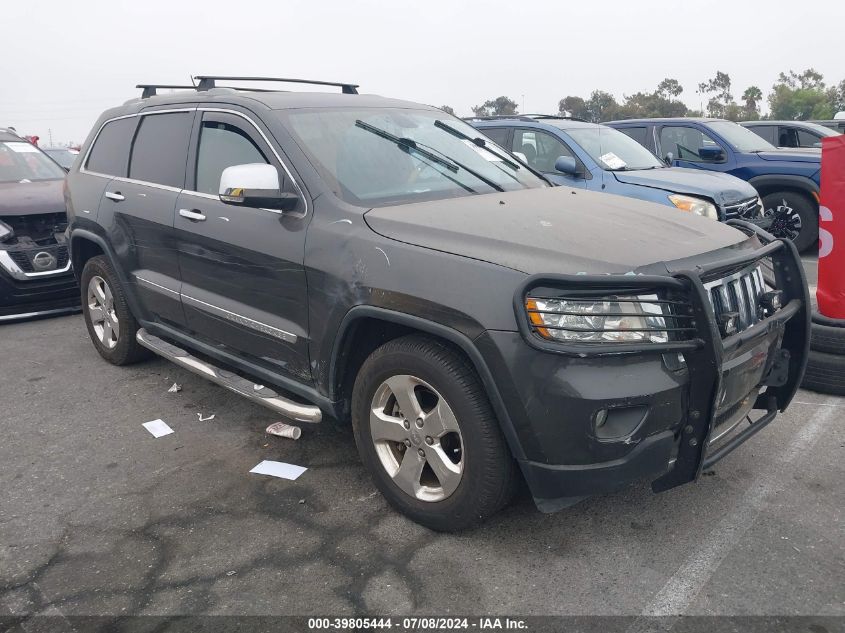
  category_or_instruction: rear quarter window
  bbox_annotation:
[85,117,137,176]
[128,112,194,188]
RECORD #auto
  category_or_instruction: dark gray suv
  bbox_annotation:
[65,76,810,530]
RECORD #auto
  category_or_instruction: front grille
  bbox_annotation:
[4,245,68,273]
[705,264,768,334]
[723,197,762,220]
[2,212,68,244]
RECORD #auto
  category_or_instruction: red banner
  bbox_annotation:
[817,136,845,319]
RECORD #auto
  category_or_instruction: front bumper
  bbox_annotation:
[0,266,80,322]
[485,222,810,510]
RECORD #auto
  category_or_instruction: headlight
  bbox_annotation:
[668,194,718,220]
[525,294,670,343]
[0,220,14,242]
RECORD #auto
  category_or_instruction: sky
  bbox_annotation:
[2,0,843,146]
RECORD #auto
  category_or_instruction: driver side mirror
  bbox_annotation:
[664,151,674,165]
[554,155,579,176]
[698,146,726,162]
[219,163,299,212]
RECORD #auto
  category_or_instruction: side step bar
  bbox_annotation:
[136,329,322,423]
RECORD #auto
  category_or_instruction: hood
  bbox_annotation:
[364,187,748,275]
[612,167,757,206]
[0,179,66,217]
[754,150,821,164]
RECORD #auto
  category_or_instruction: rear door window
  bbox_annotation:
[616,126,649,147]
[128,112,194,188]
[85,117,137,177]
[748,125,776,145]
[481,127,510,148]
[796,129,822,148]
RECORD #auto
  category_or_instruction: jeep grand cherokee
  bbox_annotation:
[65,77,810,531]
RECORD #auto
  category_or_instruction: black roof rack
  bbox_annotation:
[136,84,197,99]
[194,75,359,94]
[463,113,587,123]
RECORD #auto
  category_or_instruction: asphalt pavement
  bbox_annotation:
[1,257,842,625]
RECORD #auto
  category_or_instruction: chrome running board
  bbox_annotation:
[136,328,321,423]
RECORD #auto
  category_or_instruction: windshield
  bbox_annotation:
[281,108,547,207]
[565,126,664,171]
[706,121,775,152]
[45,149,79,169]
[0,142,66,183]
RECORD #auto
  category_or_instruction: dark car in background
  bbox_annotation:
[608,118,822,252]
[470,115,763,223]
[44,147,81,170]
[64,77,809,530]
[811,118,845,134]
[740,120,840,149]
[0,128,79,321]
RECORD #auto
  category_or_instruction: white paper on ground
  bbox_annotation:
[142,419,174,438]
[250,460,307,480]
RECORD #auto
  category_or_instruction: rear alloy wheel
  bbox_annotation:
[351,335,518,531]
[762,191,818,253]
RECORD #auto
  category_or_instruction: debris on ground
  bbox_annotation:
[197,413,215,422]
[142,419,174,438]
[265,421,302,440]
[250,460,307,481]
[167,383,182,393]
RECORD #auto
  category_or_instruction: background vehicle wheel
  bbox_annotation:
[801,349,845,396]
[80,256,151,365]
[351,334,518,532]
[762,191,818,253]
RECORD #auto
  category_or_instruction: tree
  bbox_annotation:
[558,96,589,120]
[471,96,518,117]
[439,105,455,116]
[586,90,621,122]
[698,71,734,118]
[768,69,835,120]
[657,78,683,99]
[741,86,763,120]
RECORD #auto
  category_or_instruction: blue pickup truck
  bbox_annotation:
[469,115,763,224]
[607,118,821,252]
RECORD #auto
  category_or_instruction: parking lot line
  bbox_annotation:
[641,397,840,616]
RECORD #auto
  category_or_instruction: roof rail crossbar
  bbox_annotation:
[136,84,197,99]
[194,76,359,94]
[463,113,588,123]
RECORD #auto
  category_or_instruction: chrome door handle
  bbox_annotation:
[104,191,125,202]
[179,208,206,222]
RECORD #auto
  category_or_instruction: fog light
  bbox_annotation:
[719,311,739,336]
[760,290,783,314]
[593,405,647,441]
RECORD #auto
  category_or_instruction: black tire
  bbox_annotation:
[80,256,151,365]
[762,191,818,253]
[801,349,845,396]
[811,322,845,355]
[351,334,519,532]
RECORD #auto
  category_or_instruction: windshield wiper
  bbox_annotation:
[355,120,459,173]
[433,120,553,186]
[434,120,520,170]
[356,120,505,193]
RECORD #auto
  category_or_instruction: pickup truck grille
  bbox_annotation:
[722,197,762,220]
[704,264,768,334]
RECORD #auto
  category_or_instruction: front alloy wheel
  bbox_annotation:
[87,275,119,349]
[369,374,464,502]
